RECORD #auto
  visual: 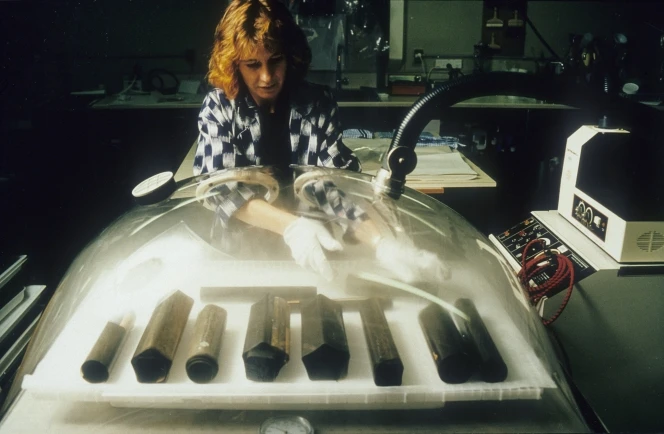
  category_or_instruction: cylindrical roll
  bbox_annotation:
[418,303,476,384]
[454,298,508,383]
[242,294,291,382]
[186,305,227,383]
[131,290,194,383]
[300,295,350,381]
[358,297,403,387]
[81,312,135,383]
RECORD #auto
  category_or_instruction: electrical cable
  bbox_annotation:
[117,77,137,96]
[416,53,427,78]
[426,66,444,84]
[645,21,664,34]
[517,239,575,326]
[522,11,561,60]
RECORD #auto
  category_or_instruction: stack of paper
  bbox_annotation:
[344,138,477,181]
[408,150,478,181]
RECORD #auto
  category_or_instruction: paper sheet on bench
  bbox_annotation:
[345,138,478,180]
[409,151,478,181]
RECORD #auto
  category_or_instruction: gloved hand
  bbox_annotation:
[283,217,343,280]
[375,236,450,284]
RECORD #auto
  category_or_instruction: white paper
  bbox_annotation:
[410,151,477,179]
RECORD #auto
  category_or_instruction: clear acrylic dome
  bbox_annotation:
[1,166,588,432]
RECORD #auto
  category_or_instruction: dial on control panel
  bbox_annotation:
[572,195,608,242]
[495,215,595,291]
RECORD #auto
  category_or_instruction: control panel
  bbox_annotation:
[572,195,608,242]
[495,215,596,291]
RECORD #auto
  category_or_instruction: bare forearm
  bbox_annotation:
[234,199,298,235]
[235,199,382,246]
[352,219,383,248]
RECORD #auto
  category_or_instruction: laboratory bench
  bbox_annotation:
[4,92,660,296]
[86,91,577,185]
[0,93,593,293]
[173,138,497,193]
[173,136,498,232]
[90,92,574,110]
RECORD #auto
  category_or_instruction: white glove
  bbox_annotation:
[283,217,343,280]
[375,237,450,284]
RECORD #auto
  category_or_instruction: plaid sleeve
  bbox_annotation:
[317,90,362,172]
[194,90,235,175]
[207,182,266,228]
[342,128,373,139]
[303,179,368,233]
[194,90,265,226]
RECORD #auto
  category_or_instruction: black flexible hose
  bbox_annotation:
[377,71,638,198]
[385,72,565,170]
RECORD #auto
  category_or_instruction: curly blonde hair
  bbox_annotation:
[208,0,312,99]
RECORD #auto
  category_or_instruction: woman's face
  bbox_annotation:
[237,44,287,109]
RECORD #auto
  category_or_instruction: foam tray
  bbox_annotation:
[23,261,555,410]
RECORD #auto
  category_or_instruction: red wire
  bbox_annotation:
[517,239,575,326]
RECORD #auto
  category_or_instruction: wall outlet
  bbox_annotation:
[434,58,463,69]
[413,49,424,65]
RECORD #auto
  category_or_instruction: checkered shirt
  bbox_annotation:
[194,82,366,229]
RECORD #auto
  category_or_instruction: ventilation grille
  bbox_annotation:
[636,231,664,252]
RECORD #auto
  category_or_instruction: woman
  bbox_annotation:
[195,0,358,175]
[195,0,447,283]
